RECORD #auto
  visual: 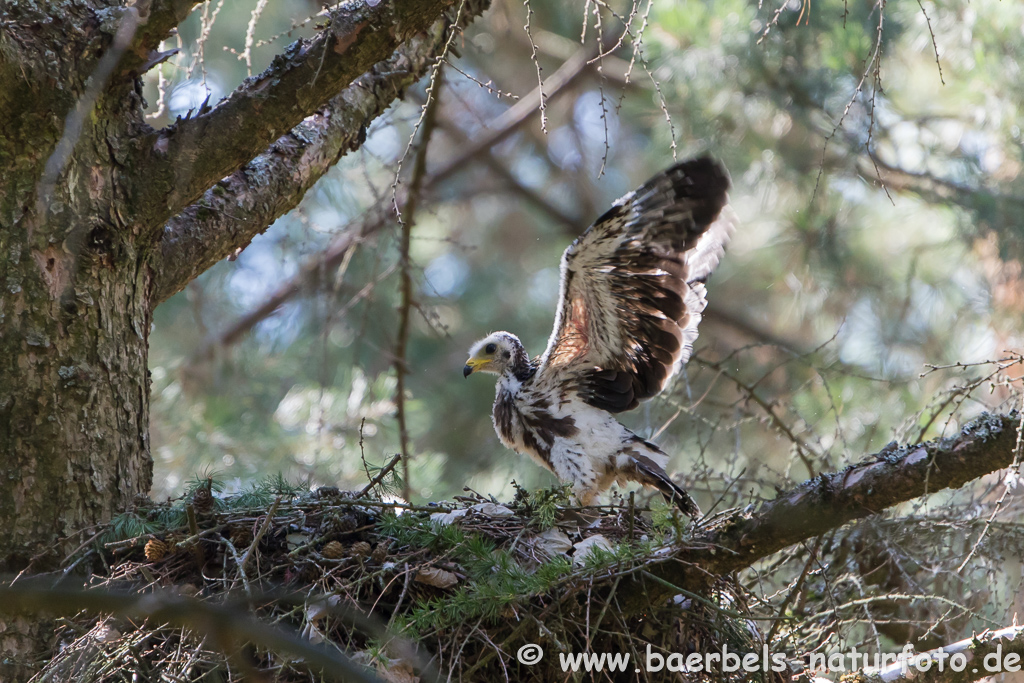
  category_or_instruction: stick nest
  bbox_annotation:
[36,474,785,683]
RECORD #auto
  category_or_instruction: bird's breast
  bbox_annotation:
[491,381,579,469]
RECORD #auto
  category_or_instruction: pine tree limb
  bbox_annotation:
[132,0,491,241]
[863,623,1023,682]
[614,412,1020,615]
[150,0,490,304]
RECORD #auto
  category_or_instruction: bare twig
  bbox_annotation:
[239,0,269,76]
[915,0,945,86]
[811,0,888,202]
[240,497,280,572]
[765,536,821,644]
[357,453,404,499]
[522,0,547,133]
[391,0,465,222]
[394,70,444,502]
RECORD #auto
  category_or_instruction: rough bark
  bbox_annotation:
[150,5,494,303]
[0,0,491,678]
[128,0,482,236]
[166,46,594,318]
[0,0,156,572]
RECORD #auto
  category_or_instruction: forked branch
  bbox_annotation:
[132,0,492,238]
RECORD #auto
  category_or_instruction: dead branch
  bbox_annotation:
[613,412,1020,615]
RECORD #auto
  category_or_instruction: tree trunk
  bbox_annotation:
[1,4,156,674]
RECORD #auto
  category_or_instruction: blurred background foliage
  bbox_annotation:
[140,0,1024,657]
[146,0,1023,510]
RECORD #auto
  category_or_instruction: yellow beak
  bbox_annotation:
[463,357,489,377]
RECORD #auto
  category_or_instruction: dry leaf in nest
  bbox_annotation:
[572,534,613,566]
[429,508,468,526]
[527,528,572,559]
[302,595,340,644]
[415,566,459,589]
[321,540,345,559]
[379,661,420,683]
[144,538,169,562]
[469,502,514,517]
[91,622,121,644]
[430,502,514,526]
[350,541,372,557]
[286,533,309,550]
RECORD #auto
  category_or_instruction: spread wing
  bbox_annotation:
[535,155,735,413]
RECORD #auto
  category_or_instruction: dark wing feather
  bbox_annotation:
[536,155,734,413]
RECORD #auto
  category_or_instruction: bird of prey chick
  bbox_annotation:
[464,156,735,517]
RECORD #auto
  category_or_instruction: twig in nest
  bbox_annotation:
[240,497,280,572]
[358,453,404,499]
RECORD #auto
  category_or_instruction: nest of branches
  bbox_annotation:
[33,467,786,683]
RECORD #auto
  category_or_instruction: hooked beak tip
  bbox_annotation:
[463,364,473,378]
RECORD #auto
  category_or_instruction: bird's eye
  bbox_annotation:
[485,343,497,354]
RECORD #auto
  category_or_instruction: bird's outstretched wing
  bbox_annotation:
[536,155,735,413]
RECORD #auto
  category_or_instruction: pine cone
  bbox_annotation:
[229,525,254,548]
[322,540,345,559]
[371,542,389,564]
[192,479,214,514]
[144,538,169,562]
[330,513,358,533]
[350,541,372,558]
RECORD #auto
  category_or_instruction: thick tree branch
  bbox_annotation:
[158,44,592,311]
[151,0,491,304]
[123,0,200,72]
[131,0,489,234]
[615,412,1020,614]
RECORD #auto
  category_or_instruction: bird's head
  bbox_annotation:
[464,332,521,378]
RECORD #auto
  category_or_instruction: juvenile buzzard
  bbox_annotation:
[464,156,735,516]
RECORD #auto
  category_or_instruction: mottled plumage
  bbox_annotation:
[464,156,735,516]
